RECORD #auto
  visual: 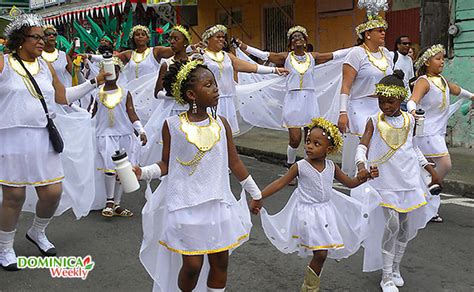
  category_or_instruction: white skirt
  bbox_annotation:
[216,95,239,135]
[414,134,449,158]
[261,189,364,259]
[0,127,64,187]
[348,97,379,136]
[96,134,139,173]
[282,89,319,128]
[140,178,252,292]
[350,179,440,272]
[378,188,427,213]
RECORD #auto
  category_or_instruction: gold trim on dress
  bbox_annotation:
[427,74,448,111]
[8,55,42,99]
[0,176,64,186]
[423,151,449,158]
[158,234,249,255]
[289,51,311,89]
[99,86,123,109]
[131,47,151,78]
[41,49,59,63]
[204,49,225,74]
[299,243,345,250]
[380,199,427,213]
[363,44,389,75]
[96,168,116,173]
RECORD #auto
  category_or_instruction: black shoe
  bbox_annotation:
[26,234,57,256]
[1,262,20,271]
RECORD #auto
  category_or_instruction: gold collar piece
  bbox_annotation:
[42,49,59,63]
[99,86,123,109]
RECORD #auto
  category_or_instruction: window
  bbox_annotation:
[217,8,242,27]
[264,4,293,52]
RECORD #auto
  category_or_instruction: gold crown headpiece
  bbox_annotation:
[43,24,57,32]
[99,56,125,72]
[374,84,408,101]
[173,25,192,44]
[414,44,445,70]
[201,25,227,42]
[129,25,150,39]
[308,118,343,153]
[287,25,308,39]
[171,60,203,105]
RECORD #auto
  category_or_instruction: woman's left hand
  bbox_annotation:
[95,70,112,85]
[275,67,289,75]
[140,133,148,146]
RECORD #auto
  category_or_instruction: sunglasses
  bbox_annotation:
[45,32,58,37]
[26,34,47,42]
[401,42,411,46]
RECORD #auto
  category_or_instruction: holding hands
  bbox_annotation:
[356,165,379,183]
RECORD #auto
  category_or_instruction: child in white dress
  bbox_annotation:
[135,60,262,291]
[256,117,378,291]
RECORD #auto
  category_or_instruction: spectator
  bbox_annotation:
[390,35,415,92]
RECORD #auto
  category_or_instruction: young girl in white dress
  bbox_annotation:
[353,70,442,292]
[256,117,378,291]
[136,60,262,291]
[408,44,474,222]
[93,56,147,217]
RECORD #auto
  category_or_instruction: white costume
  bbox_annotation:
[350,112,439,272]
[203,51,240,135]
[140,113,252,292]
[42,49,72,87]
[260,159,363,259]
[123,48,162,124]
[413,75,450,157]
[282,53,318,128]
[390,51,414,92]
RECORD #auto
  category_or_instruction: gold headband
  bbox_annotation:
[129,25,150,39]
[173,25,192,44]
[355,16,388,39]
[414,44,445,70]
[171,60,203,105]
[287,25,308,39]
[374,84,408,100]
[308,118,343,153]
[202,25,227,42]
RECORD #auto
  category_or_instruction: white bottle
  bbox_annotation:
[74,38,81,49]
[415,108,425,136]
[112,150,140,193]
[102,51,116,81]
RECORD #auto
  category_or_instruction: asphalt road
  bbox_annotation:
[1,156,473,291]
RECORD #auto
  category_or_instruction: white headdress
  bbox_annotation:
[355,0,389,39]
[4,14,43,39]
[414,44,446,70]
[201,25,227,42]
[287,26,308,39]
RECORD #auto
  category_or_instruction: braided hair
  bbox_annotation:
[379,69,405,87]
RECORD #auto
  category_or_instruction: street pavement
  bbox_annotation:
[1,156,473,291]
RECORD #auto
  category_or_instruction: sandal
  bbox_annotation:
[430,214,443,223]
[113,205,133,217]
[101,200,114,217]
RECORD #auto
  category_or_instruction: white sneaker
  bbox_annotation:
[0,247,19,271]
[26,229,56,256]
[380,279,399,292]
[392,272,404,287]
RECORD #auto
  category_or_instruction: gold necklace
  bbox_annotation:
[289,51,311,89]
[205,49,225,73]
[363,44,389,75]
[8,55,42,99]
[99,86,124,127]
[41,49,59,63]
[177,112,221,175]
[370,112,410,165]
[132,47,151,78]
[427,74,447,110]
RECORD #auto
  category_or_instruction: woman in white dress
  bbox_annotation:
[407,44,474,222]
[201,24,287,135]
[337,16,393,176]
[0,14,107,271]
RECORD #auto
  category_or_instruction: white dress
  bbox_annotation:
[42,49,72,87]
[123,48,162,124]
[139,113,252,292]
[413,75,450,157]
[203,51,240,135]
[282,53,319,128]
[260,159,364,259]
[350,112,440,272]
[390,51,414,93]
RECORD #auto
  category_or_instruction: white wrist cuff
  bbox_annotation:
[240,175,262,200]
[65,81,95,104]
[256,64,275,74]
[414,147,429,168]
[459,88,473,100]
[133,120,145,134]
[355,144,368,167]
[407,100,417,113]
[140,164,161,181]
[245,45,270,61]
[340,93,349,112]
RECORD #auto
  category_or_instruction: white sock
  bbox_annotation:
[104,173,116,200]
[207,288,225,292]
[393,241,407,274]
[30,216,52,234]
[0,230,15,251]
[287,145,298,164]
[382,250,395,283]
[114,181,123,205]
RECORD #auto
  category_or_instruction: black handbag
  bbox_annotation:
[14,54,64,153]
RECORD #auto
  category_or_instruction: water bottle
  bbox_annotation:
[415,108,425,136]
[111,150,140,193]
[102,51,116,81]
[74,38,81,49]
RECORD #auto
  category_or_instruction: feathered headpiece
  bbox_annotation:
[202,25,227,42]
[129,25,150,39]
[287,26,308,40]
[374,84,408,100]
[414,44,445,70]
[355,0,389,39]
[172,60,203,105]
[308,118,343,153]
[4,14,43,39]
[173,25,192,44]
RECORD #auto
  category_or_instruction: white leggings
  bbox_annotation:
[382,208,409,278]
